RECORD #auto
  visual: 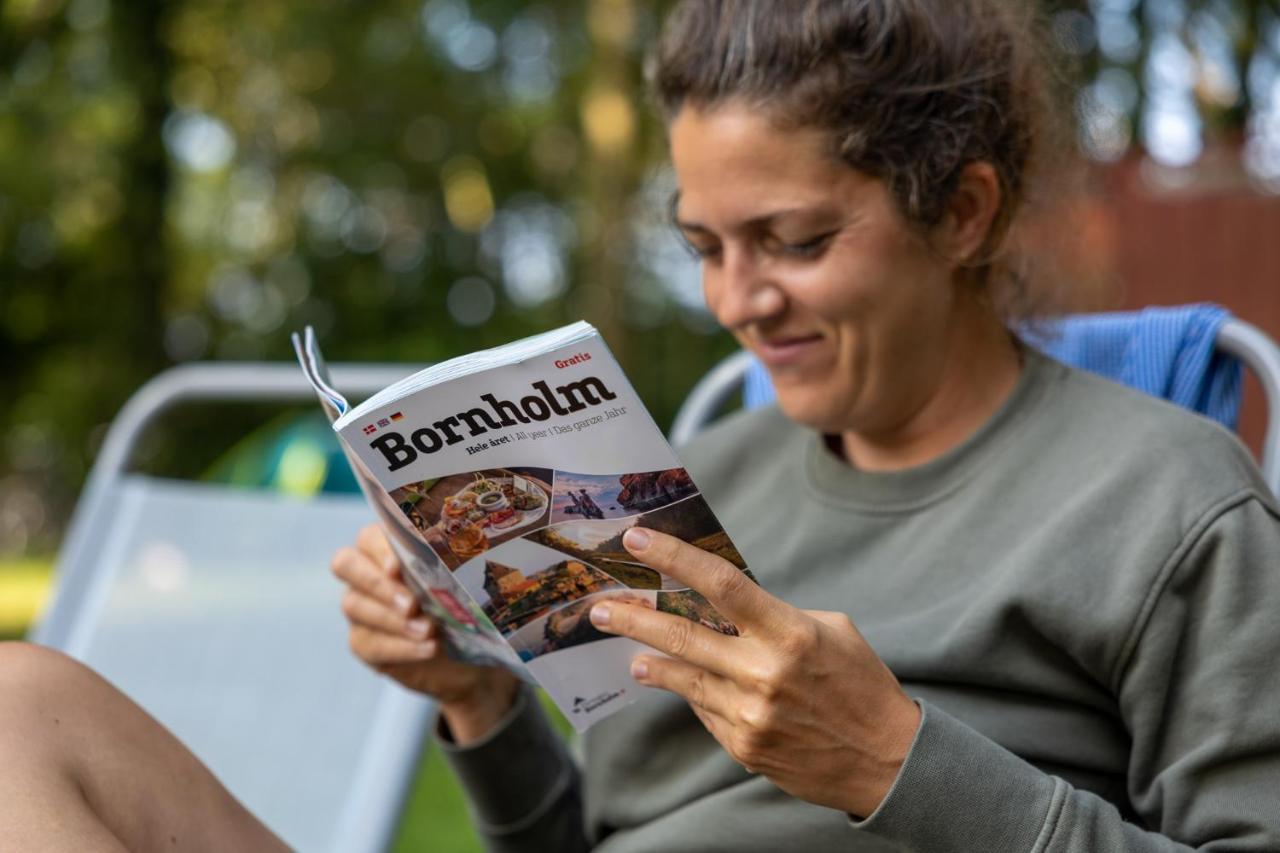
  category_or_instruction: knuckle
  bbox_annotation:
[330,547,355,579]
[731,730,765,769]
[779,620,819,657]
[356,522,381,550]
[750,663,786,700]
[349,627,389,664]
[378,573,409,607]
[662,618,694,657]
[739,696,777,734]
[651,534,680,566]
[804,610,850,636]
[708,565,748,603]
[687,669,707,709]
[347,628,366,658]
[824,611,855,632]
[340,590,361,619]
[375,577,398,603]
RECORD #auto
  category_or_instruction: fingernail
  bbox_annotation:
[417,641,437,658]
[630,658,649,680]
[395,592,414,614]
[406,618,430,639]
[590,605,611,627]
[623,527,650,552]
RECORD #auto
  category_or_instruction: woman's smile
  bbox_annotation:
[751,332,827,369]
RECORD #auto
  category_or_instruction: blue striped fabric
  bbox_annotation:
[741,304,1243,429]
[742,361,776,411]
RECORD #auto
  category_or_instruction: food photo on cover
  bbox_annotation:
[389,467,553,569]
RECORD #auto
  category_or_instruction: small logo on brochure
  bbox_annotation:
[390,411,404,421]
[571,688,626,714]
[362,424,377,436]
[378,418,390,428]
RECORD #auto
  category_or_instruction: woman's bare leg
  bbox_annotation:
[0,642,288,852]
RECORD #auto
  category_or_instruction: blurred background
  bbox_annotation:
[2,0,1279,846]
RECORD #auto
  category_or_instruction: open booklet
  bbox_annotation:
[292,321,751,730]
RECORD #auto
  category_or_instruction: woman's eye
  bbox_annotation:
[778,233,833,258]
[673,228,721,261]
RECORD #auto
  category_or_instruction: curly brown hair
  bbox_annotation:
[648,0,1071,321]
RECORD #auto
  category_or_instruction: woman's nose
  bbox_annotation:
[706,246,785,330]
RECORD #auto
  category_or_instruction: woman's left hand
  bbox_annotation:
[589,527,922,818]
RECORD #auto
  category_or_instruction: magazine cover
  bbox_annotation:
[294,322,750,730]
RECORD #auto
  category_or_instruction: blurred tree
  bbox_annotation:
[1,0,173,555]
[3,0,1280,557]
[1047,0,1280,175]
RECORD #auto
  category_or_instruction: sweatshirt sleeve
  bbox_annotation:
[436,686,589,853]
[853,493,1280,852]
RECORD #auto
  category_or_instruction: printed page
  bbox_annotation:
[332,325,752,731]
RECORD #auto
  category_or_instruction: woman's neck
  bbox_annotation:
[838,304,1023,472]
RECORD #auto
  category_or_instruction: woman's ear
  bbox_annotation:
[938,161,1002,265]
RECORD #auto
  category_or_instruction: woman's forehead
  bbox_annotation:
[670,103,830,176]
[669,103,874,225]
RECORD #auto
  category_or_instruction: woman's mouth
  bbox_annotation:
[754,334,825,368]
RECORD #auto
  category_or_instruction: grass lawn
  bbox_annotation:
[393,692,571,851]
[0,558,54,640]
[392,748,484,852]
[1,559,570,849]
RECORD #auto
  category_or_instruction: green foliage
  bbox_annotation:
[4,0,1280,559]
[0,0,731,557]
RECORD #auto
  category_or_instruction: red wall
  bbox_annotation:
[1051,155,1280,457]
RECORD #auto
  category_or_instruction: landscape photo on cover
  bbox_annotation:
[455,536,625,637]
[549,467,698,523]
[658,589,739,637]
[528,492,747,588]
[506,590,657,662]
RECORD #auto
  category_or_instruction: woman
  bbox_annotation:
[335,1,1280,850]
[3,0,1278,850]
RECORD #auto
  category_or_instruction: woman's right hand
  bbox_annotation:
[331,523,519,743]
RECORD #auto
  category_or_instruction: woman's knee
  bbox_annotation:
[0,642,109,733]
[0,641,89,696]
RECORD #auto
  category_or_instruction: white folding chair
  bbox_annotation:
[31,363,430,853]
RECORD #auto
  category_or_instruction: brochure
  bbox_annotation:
[292,321,751,730]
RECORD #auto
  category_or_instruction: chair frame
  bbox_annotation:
[669,318,1280,496]
[32,362,429,853]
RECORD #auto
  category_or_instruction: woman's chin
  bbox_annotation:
[772,388,853,435]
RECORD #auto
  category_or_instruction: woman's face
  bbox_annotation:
[670,103,965,437]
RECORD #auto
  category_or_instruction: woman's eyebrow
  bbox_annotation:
[674,218,713,235]
[673,207,834,235]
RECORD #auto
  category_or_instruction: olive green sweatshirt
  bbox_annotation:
[439,350,1280,851]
